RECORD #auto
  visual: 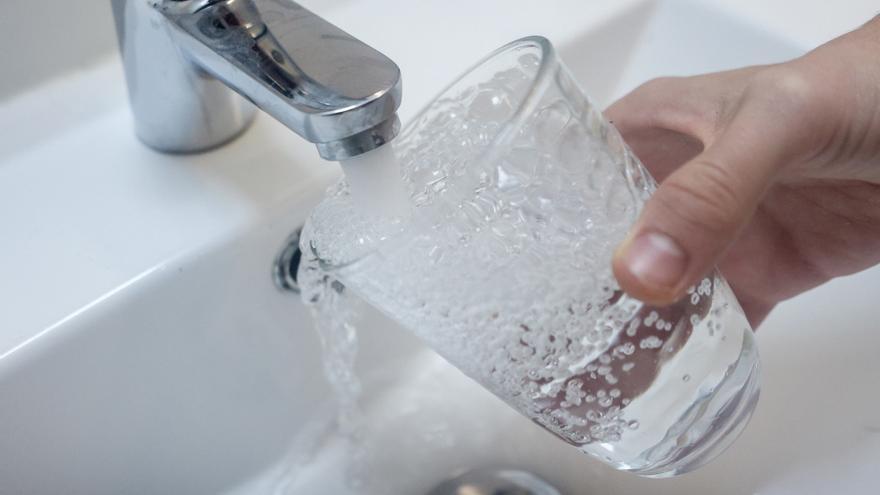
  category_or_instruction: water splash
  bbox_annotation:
[298,252,368,490]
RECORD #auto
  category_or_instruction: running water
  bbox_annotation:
[297,267,367,488]
[296,144,409,490]
[338,144,409,218]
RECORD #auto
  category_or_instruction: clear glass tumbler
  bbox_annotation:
[300,36,760,477]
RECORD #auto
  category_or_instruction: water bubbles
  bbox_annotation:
[562,379,586,407]
[468,88,516,125]
[698,277,713,296]
[619,342,636,355]
[428,175,448,193]
[605,179,634,223]
[518,53,540,70]
[682,374,691,382]
[572,433,591,444]
[628,420,640,430]
[533,101,572,144]
[639,336,664,349]
[495,164,522,190]
[557,122,591,171]
[625,317,640,337]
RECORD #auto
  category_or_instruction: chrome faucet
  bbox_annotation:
[111,0,402,160]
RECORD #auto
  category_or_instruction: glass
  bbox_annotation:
[300,36,760,477]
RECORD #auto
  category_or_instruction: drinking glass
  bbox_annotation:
[300,36,760,477]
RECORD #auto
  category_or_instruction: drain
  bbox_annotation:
[427,468,563,495]
[273,229,303,293]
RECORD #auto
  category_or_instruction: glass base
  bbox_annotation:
[625,333,761,478]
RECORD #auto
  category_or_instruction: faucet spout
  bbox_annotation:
[112,0,402,160]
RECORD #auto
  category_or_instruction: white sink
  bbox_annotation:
[1,1,878,494]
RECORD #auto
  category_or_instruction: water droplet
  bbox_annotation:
[639,336,663,349]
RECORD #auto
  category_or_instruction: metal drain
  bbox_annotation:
[272,229,303,293]
[427,469,563,495]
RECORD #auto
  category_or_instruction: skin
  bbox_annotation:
[607,16,880,326]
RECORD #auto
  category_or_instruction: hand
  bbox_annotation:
[607,17,880,326]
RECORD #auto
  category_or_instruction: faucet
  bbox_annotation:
[111,0,402,161]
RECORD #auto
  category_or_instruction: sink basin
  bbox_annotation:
[1,1,878,494]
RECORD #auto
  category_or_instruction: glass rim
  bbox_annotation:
[313,36,558,273]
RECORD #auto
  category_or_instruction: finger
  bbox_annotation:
[606,76,712,139]
[606,77,715,181]
[612,97,791,305]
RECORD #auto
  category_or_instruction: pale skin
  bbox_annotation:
[607,16,880,327]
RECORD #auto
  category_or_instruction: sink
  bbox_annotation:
[1,1,878,494]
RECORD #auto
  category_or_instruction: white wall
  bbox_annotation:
[0,2,117,101]
[0,0,363,102]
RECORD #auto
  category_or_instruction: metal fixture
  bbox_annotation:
[111,0,402,160]
[427,469,563,495]
[273,229,302,293]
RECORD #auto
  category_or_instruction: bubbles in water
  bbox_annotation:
[639,336,663,349]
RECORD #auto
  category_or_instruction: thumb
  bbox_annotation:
[612,105,787,305]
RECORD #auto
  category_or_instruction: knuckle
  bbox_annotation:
[655,160,743,237]
[748,67,827,121]
[627,76,714,136]
[610,77,681,116]
[638,76,684,93]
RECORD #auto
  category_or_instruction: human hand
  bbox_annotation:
[607,17,880,326]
